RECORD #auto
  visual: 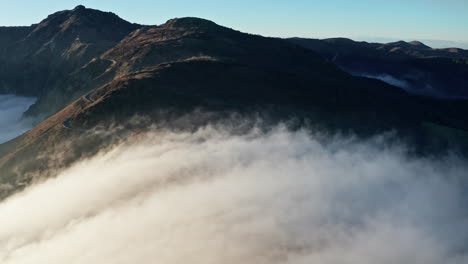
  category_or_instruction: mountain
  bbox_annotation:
[1,6,468,198]
[0,5,140,117]
[288,37,468,98]
[0,26,31,50]
[49,16,337,109]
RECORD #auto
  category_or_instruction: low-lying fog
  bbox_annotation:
[0,94,36,144]
[0,125,467,263]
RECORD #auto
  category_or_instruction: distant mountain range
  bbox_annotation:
[0,5,467,198]
[288,37,468,98]
[357,37,468,50]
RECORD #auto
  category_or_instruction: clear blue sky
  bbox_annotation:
[1,0,467,48]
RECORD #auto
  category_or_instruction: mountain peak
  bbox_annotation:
[164,17,220,30]
[408,41,431,49]
[73,5,86,11]
[29,5,140,44]
[385,40,431,50]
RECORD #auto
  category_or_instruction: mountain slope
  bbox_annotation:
[3,55,468,199]
[0,5,140,116]
[0,26,32,50]
[22,15,339,118]
[1,7,468,199]
[0,57,408,197]
[288,38,468,98]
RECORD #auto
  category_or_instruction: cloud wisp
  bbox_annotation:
[0,94,36,143]
[0,126,467,263]
[362,73,411,90]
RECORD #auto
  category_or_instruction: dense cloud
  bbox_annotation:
[0,126,467,263]
[0,94,36,143]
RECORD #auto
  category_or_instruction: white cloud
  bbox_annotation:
[0,126,466,263]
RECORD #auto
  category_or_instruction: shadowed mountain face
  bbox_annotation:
[0,26,31,50]
[288,37,468,98]
[0,5,140,116]
[0,6,468,198]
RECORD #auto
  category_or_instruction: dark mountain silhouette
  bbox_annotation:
[0,5,140,116]
[0,26,31,50]
[0,6,468,198]
[288,37,468,98]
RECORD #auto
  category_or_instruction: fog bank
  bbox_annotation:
[0,94,36,143]
[0,126,467,263]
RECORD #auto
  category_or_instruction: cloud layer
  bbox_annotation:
[0,94,36,143]
[0,126,467,263]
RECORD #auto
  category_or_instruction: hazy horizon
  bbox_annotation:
[0,1,467,49]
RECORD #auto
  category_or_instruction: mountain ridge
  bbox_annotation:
[1,6,468,199]
[288,37,468,98]
[0,5,141,115]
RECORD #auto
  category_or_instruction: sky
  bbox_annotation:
[0,0,467,48]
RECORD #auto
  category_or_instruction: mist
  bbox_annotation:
[0,94,36,143]
[362,73,410,89]
[358,73,467,99]
[0,126,467,263]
